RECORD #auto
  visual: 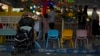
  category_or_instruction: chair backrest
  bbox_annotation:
[62,29,73,40]
[62,29,73,37]
[76,29,87,37]
[47,29,59,38]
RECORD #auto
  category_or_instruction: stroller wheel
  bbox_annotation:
[11,51,17,56]
[11,47,21,56]
[25,50,32,56]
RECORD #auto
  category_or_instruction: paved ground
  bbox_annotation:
[0,52,100,56]
[0,38,100,56]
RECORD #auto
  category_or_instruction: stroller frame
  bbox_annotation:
[11,26,33,56]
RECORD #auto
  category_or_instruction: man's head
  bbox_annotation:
[93,6,97,11]
[23,12,34,18]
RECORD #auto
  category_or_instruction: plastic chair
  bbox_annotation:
[75,29,88,48]
[61,29,74,48]
[46,29,60,48]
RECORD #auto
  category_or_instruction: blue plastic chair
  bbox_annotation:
[46,29,60,48]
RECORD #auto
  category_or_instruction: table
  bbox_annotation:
[0,28,17,43]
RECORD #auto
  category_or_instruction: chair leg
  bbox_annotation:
[71,40,74,48]
[35,41,41,48]
[60,39,63,48]
[58,38,60,48]
[46,38,48,48]
[75,39,77,48]
[43,33,45,41]
[86,39,88,48]
[86,39,88,45]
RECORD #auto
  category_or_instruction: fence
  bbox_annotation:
[0,16,21,29]
[0,16,21,43]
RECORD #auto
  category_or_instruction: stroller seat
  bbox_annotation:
[20,26,32,32]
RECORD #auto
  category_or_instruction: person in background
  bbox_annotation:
[82,5,88,29]
[91,6,99,38]
[32,14,41,40]
[48,5,56,29]
[42,14,50,41]
[77,5,85,29]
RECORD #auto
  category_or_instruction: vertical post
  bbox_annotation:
[42,0,48,15]
[8,6,12,16]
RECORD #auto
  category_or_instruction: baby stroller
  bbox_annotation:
[12,26,33,56]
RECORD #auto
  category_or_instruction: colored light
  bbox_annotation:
[67,0,74,3]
